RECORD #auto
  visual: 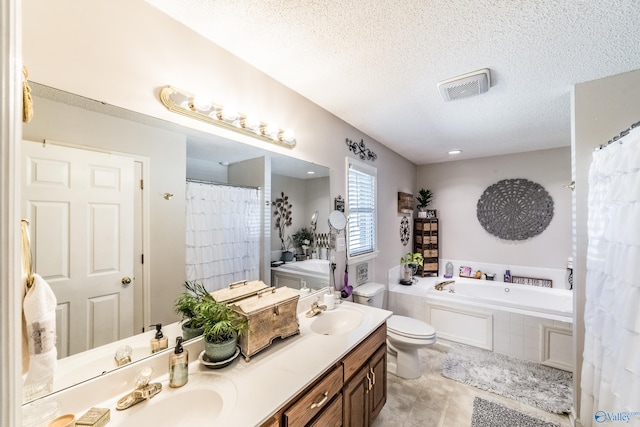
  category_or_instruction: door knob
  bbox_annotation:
[122,276,132,285]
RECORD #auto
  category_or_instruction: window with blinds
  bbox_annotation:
[347,160,377,257]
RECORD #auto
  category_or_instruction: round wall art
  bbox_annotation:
[476,178,554,241]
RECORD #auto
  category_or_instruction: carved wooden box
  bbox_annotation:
[211,281,300,361]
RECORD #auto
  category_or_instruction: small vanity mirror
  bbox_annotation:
[328,210,347,232]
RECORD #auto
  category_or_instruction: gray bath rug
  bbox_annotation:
[471,397,561,427]
[442,344,572,414]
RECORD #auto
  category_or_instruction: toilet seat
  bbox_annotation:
[387,315,435,340]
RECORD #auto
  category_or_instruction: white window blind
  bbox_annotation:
[347,161,376,257]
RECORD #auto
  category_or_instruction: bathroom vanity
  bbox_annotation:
[23,298,392,426]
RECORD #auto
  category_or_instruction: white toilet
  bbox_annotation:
[352,282,436,379]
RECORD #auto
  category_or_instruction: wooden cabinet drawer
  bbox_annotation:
[309,393,343,427]
[422,249,438,258]
[284,365,343,427]
[415,221,437,231]
[342,323,386,382]
[416,235,438,244]
[260,415,280,427]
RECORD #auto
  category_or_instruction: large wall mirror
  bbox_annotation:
[21,83,330,402]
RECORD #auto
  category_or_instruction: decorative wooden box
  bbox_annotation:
[211,281,300,361]
[209,280,269,303]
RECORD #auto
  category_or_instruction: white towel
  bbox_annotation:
[22,273,57,401]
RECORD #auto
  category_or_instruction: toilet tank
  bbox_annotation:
[352,283,385,308]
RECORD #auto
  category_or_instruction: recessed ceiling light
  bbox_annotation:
[448,150,463,155]
[307,171,315,175]
[219,161,230,166]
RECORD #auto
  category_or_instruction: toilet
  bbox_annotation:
[352,283,436,379]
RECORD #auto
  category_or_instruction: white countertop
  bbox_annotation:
[29,299,392,426]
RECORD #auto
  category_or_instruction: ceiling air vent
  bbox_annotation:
[437,68,491,101]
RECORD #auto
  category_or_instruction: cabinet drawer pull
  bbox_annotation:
[310,391,329,409]
[370,367,376,386]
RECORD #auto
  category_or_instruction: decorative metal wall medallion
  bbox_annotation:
[476,178,554,241]
[346,138,377,161]
[400,216,410,246]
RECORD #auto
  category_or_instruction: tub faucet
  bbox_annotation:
[116,366,162,411]
[305,299,327,318]
[434,280,455,291]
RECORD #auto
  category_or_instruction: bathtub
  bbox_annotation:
[271,259,330,291]
[388,276,574,370]
[425,276,573,323]
[275,259,330,275]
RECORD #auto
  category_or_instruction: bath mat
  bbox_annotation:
[471,397,561,427]
[442,344,572,414]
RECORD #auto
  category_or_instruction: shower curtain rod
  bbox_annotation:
[596,119,640,151]
[186,178,260,190]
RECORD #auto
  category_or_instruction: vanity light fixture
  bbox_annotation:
[448,149,463,155]
[160,85,296,149]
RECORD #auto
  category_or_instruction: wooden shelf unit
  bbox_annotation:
[414,218,439,277]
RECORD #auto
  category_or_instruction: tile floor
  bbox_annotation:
[371,342,572,427]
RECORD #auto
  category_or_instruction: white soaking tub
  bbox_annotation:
[388,276,574,370]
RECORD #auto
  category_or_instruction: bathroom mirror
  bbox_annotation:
[311,211,319,231]
[328,210,348,231]
[22,83,330,401]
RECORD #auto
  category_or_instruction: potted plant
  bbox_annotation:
[416,188,434,218]
[174,281,209,341]
[400,252,424,282]
[272,192,294,262]
[197,298,247,362]
[291,227,314,259]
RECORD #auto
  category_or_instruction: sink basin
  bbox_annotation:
[114,374,237,426]
[310,307,365,335]
[118,389,223,425]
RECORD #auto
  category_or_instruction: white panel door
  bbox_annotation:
[21,140,134,357]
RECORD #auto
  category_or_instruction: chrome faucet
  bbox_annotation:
[305,299,327,318]
[116,366,162,411]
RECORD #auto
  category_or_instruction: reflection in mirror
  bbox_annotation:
[21,83,330,402]
[328,210,348,231]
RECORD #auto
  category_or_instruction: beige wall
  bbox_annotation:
[417,147,572,270]
[22,0,416,287]
[23,97,187,326]
[572,68,640,426]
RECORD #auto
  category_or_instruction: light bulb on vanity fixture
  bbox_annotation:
[281,129,296,144]
[159,85,297,148]
[263,123,280,141]
[191,93,212,112]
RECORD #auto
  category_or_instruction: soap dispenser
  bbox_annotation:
[149,323,168,353]
[169,336,188,388]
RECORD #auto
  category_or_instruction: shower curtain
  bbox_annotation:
[581,126,640,426]
[185,182,260,292]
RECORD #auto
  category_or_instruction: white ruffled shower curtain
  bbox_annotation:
[581,126,640,426]
[185,182,260,292]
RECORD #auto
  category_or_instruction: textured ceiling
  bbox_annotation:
[147,0,640,164]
